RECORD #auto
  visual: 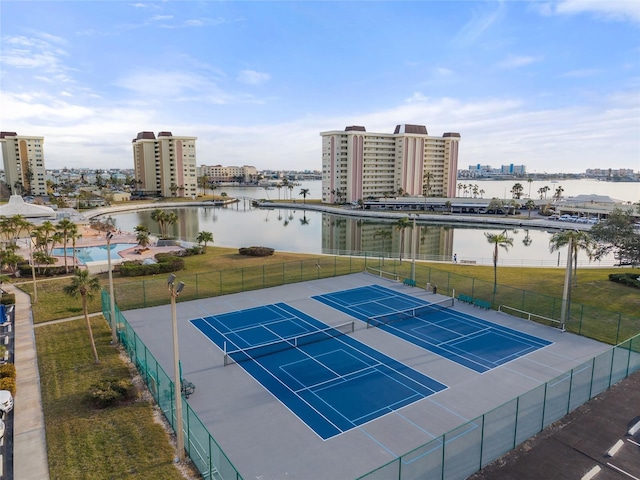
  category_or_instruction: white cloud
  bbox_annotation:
[454,2,506,46]
[113,70,213,96]
[150,15,174,22]
[561,69,601,78]
[237,70,270,86]
[497,55,542,69]
[1,35,69,73]
[538,1,640,23]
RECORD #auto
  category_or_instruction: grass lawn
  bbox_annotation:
[21,246,640,343]
[35,317,187,480]
[18,247,639,479]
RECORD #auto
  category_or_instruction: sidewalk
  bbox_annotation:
[8,284,49,479]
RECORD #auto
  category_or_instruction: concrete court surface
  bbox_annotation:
[123,272,616,480]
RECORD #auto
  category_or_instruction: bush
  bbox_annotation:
[17,263,67,277]
[119,254,185,277]
[87,378,135,409]
[0,363,16,379]
[0,377,16,396]
[238,246,275,257]
[0,294,15,305]
[608,272,640,289]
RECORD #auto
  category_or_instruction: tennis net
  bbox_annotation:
[224,320,355,366]
[366,297,454,329]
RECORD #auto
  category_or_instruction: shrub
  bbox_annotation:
[17,263,67,277]
[0,377,16,396]
[608,272,640,289]
[119,254,185,277]
[238,246,275,257]
[0,294,15,305]
[87,378,135,409]
[0,363,16,379]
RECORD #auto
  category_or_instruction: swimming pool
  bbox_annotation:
[51,244,137,264]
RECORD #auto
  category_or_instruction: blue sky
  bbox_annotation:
[1,1,639,173]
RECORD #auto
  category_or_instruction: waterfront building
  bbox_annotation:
[132,131,197,198]
[501,164,526,175]
[585,168,636,180]
[198,164,257,183]
[0,131,47,196]
[320,124,460,204]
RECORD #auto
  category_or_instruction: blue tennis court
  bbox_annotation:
[190,302,447,439]
[313,285,553,373]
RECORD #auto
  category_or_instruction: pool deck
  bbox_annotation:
[19,226,184,271]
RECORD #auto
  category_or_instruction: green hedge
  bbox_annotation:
[609,272,640,289]
[17,264,67,277]
[239,246,275,257]
[1,294,15,305]
[119,254,185,277]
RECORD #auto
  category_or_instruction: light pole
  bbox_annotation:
[559,235,573,332]
[106,231,117,345]
[168,274,185,462]
[411,214,417,282]
[29,233,37,304]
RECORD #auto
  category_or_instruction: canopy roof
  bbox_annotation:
[0,195,56,219]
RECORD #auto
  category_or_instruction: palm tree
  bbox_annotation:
[524,199,536,219]
[196,231,214,250]
[485,230,514,293]
[33,220,57,256]
[151,209,178,238]
[56,218,78,273]
[422,172,433,197]
[299,188,310,204]
[487,197,504,214]
[527,177,533,198]
[373,229,392,264]
[511,183,524,199]
[538,186,550,199]
[63,269,102,364]
[165,211,178,238]
[150,209,167,237]
[549,230,595,286]
[198,175,209,196]
[395,217,412,262]
[135,228,150,249]
[554,185,564,200]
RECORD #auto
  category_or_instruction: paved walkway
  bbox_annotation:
[9,284,49,480]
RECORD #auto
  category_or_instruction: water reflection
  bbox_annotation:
[108,205,614,267]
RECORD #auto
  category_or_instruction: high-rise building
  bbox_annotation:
[0,132,48,196]
[132,131,197,198]
[320,124,460,204]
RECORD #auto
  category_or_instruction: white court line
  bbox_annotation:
[606,462,640,480]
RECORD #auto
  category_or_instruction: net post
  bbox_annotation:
[223,341,228,366]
